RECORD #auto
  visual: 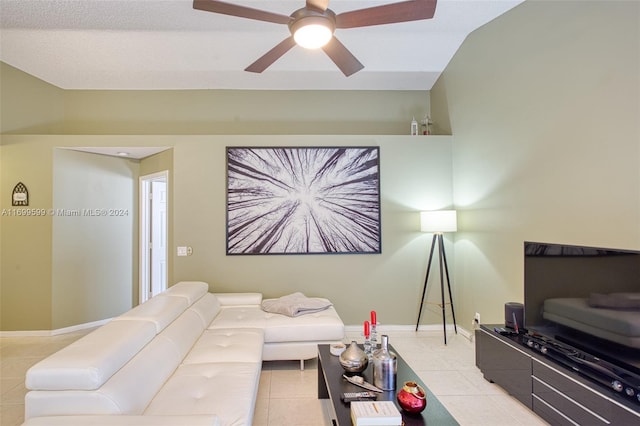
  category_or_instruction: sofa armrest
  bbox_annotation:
[213,293,262,306]
[22,415,219,426]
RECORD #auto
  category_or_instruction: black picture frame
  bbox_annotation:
[226,146,381,255]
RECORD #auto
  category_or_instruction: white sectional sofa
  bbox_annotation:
[22,281,344,426]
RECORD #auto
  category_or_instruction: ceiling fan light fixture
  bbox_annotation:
[293,21,333,49]
[289,9,336,50]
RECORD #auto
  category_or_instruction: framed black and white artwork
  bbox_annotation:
[226,146,381,255]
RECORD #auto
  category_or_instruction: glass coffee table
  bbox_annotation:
[318,344,459,425]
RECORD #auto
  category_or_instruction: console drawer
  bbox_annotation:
[533,395,579,426]
[533,359,612,418]
[533,376,610,425]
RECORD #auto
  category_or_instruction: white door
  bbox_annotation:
[140,171,169,303]
[150,181,167,297]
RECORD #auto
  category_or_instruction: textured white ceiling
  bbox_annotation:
[0,0,524,90]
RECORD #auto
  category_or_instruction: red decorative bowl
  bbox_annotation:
[396,381,427,414]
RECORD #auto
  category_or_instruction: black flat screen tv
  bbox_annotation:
[524,241,640,373]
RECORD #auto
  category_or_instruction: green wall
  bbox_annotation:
[59,90,430,136]
[432,0,640,327]
[52,149,138,329]
[0,62,430,136]
[0,140,54,330]
[0,63,65,134]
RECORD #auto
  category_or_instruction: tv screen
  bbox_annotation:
[524,242,640,328]
[524,241,640,371]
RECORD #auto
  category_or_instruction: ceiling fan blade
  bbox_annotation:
[335,0,437,29]
[193,0,290,25]
[245,37,297,73]
[306,0,330,12]
[321,36,364,77]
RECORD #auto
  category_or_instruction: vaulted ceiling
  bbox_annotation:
[0,0,524,90]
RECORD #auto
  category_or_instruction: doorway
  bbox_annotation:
[139,171,169,303]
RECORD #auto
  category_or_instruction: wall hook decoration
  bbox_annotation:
[12,182,29,206]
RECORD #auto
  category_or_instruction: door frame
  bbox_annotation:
[139,170,169,304]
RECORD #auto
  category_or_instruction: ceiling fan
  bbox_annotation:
[193,0,437,76]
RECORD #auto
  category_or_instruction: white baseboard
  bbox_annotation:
[344,324,473,341]
[0,318,111,337]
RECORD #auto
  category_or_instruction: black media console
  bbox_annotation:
[476,325,640,425]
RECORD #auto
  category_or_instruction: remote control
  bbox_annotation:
[494,327,518,336]
[340,391,378,402]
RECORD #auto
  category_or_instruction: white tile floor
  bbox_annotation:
[1,328,549,426]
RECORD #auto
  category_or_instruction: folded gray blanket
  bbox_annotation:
[261,292,332,317]
[588,292,640,310]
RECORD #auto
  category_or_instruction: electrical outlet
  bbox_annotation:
[474,312,481,324]
[177,246,193,256]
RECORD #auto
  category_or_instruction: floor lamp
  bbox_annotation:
[415,210,458,344]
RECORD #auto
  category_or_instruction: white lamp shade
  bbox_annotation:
[420,210,457,233]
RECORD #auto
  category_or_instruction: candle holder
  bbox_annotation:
[370,311,378,349]
[363,320,372,360]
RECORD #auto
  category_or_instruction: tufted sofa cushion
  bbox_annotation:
[183,328,264,364]
[208,305,344,343]
[263,306,344,343]
[208,306,266,330]
[144,362,261,426]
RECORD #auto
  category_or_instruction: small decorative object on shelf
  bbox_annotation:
[370,310,378,349]
[397,381,427,413]
[373,335,397,390]
[410,116,418,135]
[339,341,368,373]
[421,115,433,135]
[363,320,372,360]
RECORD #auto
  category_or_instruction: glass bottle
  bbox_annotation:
[411,117,418,135]
[373,335,397,390]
